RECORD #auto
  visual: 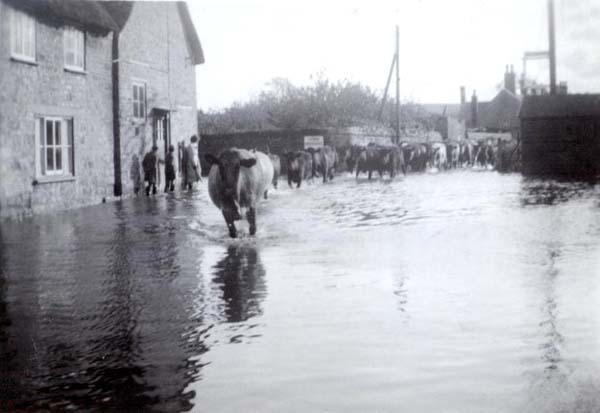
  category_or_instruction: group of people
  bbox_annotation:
[132,135,201,196]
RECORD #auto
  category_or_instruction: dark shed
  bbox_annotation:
[519,94,600,177]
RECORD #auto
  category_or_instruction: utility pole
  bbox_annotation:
[548,0,557,95]
[395,25,400,144]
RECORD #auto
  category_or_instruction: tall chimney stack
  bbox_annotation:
[504,64,516,94]
[471,90,479,129]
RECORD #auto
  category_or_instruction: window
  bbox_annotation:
[10,7,36,62]
[63,27,85,71]
[133,83,146,119]
[35,117,74,178]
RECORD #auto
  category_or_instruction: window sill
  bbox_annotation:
[10,55,37,66]
[33,175,76,185]
[64,66,86,75]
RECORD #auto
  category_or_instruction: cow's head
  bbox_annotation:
[205,150,256,221]
[284,151,303,172]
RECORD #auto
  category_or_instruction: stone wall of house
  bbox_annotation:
[117,2,198,194]
[0,2,114,219]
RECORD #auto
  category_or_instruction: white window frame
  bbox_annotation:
[132,82,147,119]
[9,7,36,63]
[35,117,75,179]
[63,27,85,72]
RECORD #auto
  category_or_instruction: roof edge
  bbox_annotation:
[177,2,205,65]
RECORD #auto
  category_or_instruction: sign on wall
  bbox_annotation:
[304,135,324,149]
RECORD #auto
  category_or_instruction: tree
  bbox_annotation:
[199,74,436,135]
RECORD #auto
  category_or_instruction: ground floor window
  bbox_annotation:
[35,117,74,178]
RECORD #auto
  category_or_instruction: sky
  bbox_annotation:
[187,0,600,111]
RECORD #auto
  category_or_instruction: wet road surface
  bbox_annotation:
[2,171,600,412]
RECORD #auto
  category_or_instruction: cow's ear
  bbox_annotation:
[205,154,220,165]
[306,147,314,154]
[240,158,257,168]
[295,152,303,159]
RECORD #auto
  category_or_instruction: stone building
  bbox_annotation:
[0,1,203,219]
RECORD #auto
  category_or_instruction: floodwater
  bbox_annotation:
[2,171,600,412]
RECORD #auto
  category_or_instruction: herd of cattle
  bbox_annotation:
[204,139,517,237]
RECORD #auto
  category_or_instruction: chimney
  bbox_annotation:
[470,90,478,129]
[460,86,466,121]
[504,64,516,94]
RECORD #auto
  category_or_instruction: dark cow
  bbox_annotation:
[307,145,337,182]
[267,153,281,189]
[205,149,274,238]
[344,145,365,174]
[377,144,406,177]
[474,141,496,168]
[284,151,313,188]
[355,145,386,179]
[401,142,428,172]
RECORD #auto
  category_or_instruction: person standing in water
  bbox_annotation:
[142,145,159,196]
[182,135,201,190]
[164,144,176,192]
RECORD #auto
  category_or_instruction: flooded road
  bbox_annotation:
[2,171,600,412]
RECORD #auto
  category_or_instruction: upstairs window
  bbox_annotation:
[10,8,36,62]
[133,83,146,119]
[35,117,74,178]
[64,27,85,71]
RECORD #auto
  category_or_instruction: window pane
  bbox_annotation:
[133,85,138,100]
[68,120,74,174]
[133,102,139,117]
[56,148,62,171]
[68,119,73,146]
[47,148,54,171]
[40,147,45,174]
[46,120,53,145]
[55,121,61,145]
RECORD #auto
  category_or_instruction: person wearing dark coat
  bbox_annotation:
[165,145,176,192]
[142,145,159,196]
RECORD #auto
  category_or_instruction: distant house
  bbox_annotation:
[0,0,204,219]
[421,66,522,141]
[520,94,600,176]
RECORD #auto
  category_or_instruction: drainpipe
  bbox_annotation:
[112,30,122,196]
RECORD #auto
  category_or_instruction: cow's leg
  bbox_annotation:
[223,213,237,238]
[247,207,257,236]
[368,170,372,180]
[288,176,293,188]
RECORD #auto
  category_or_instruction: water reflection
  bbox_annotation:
[211,245,267,324]
[0,202,212,411]
[520,178,596,206]
[539,245,565,378]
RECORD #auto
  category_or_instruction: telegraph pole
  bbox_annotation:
[395,25,400,144]
[548,0,557,95]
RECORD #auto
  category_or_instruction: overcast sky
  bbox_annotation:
[187,0,600,111]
